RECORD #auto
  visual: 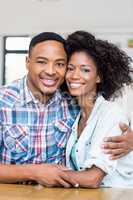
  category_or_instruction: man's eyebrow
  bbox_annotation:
[36,56,48,60]
[35,57,66,61]
[55,58,67,62]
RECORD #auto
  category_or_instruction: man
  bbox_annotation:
[0,32,79,187]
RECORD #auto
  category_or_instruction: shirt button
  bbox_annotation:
[76,149,78,152]
[127,172,132,175]
[79,167,83,170]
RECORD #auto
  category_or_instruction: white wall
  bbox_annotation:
[0,37,4,85]
[0,0,133,34]
[0,0,133,84]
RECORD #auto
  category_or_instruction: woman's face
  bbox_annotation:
[66,51,101,98]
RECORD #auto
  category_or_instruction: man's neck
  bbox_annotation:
[27,79,53,104]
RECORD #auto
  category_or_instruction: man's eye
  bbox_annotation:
[56,63,65,67]
[37,60,47,64]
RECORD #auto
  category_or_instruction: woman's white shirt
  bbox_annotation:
[114,84,133,123]
[66,95,133,188]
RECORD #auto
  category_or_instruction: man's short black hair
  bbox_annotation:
[29,32,66,55]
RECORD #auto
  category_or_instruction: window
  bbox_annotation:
[3,36,31,85]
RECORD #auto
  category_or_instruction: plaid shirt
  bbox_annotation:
[0,76,79,164]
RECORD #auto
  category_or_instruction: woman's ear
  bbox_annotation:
[96,75,101,83]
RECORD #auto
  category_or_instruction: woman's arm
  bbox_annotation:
[65,166,105,188]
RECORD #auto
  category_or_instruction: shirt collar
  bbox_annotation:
[85,95,105,125]
[20,76,63,106]
[72,95,105,129]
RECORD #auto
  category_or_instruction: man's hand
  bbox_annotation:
[102,123,133,160]
[30,164,78,188]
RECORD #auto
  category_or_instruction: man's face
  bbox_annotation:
[26,40,67,101]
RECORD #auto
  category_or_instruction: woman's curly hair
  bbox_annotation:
[66,30,133,100]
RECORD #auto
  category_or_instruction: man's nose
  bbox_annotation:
[45,63,56,75]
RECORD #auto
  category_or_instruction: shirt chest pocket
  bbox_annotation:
[54,120,72,149]
[3,124,29,154]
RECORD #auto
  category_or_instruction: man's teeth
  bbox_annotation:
[42,79,56,86]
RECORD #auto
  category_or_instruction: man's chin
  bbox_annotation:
[41,89,57,96]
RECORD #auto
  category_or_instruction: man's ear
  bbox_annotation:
[26,56,30,70]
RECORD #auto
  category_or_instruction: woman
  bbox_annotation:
[64,31,133,188]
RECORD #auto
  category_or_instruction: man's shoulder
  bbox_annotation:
[0,78,23,108]
[61,91,80,117]
[61,91,79,107]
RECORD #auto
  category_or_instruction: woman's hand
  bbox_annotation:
[102,123,133,160]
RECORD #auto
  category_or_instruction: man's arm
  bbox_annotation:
[0,164,31,183]
[65,166,105,188]
[102,123,133,160]
[0,164,78,187]
[0,123,78,187]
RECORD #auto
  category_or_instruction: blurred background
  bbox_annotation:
[0,0,133,85]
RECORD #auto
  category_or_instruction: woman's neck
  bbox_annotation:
[77,92,96,119]
[77,93,97,137]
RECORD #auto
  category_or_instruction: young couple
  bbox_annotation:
[0,31,133,188]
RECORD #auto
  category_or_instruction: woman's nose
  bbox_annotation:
[72,68,80,79]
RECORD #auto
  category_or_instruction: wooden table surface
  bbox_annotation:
[0,184,133,200]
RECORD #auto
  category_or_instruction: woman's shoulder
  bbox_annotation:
[110,84,133,122]
[97,95,128,123]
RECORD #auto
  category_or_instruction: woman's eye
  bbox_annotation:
[82,68,90,73]
[67,67,74,71]
[67,65,74,71]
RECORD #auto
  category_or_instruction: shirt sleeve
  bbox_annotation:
[0,111,2,147]
[82,104,129,175]
[0,124,3,163]
[0,109,3,149]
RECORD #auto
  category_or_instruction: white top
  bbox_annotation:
[131,112,133,130]
[113,84,133,123]
[66,95,133,188]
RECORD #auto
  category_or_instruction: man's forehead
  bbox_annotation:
[32,40,65,52]
[36,39,64,46]
[30,42,67,60]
